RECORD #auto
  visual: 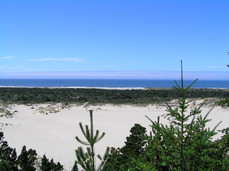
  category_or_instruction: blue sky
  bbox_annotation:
[0,0,229,79]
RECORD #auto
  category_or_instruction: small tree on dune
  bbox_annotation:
[102,60,229,170]
[17,145,37,171]
[144,61,228,170]
[75,110,110,171]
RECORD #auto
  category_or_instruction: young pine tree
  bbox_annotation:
[102,60,228,170]
[17,145,37,171]
[75,110,110,171]
[145,60,227,170]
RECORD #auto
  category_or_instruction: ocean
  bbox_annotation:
[0,79,229,89]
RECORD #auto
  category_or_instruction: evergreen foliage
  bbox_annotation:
[0,132,18,171]
[75,110,110,171]
[102,61,229,170]
[71,162,79,171]
[40,155,63,171]
[0,132,63,171]
[121,124,147,156]
[103,124,147,171]
[17,145,37,171]
[40,155,51,171]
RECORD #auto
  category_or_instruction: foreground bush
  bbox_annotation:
[0,132,63,171]
[102,66,229,171]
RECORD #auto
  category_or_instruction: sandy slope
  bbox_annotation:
[1,101,228,170]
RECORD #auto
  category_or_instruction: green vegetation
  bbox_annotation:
[75,110,110,171]
[0,132,18,171]
[103,118,228,170]
[17,146,37,171]
[218,98,229,107]
[0,87,228,105]
[102,124,147,171]
[100,64,229,170]
[0,132,63,171]
[40,155,63,171]
[218,61,229,107]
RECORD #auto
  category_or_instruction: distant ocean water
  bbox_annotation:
[0,79,229,89]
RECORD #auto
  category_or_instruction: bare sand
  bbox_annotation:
[1,101,228,170]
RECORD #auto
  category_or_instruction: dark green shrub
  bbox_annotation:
[17,145,37,171]
[103,124,147,171]
[0,132,18,171]
[40,155,63,171]
[71,162,79,171]
[218,98,229,107]
[0,132,64,171]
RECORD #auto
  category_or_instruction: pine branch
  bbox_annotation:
[75,136,90,146]
[74,110,109,171]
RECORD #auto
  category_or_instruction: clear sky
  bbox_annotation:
[0,0,229,79]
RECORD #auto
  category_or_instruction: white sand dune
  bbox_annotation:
[1,101,228,170]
